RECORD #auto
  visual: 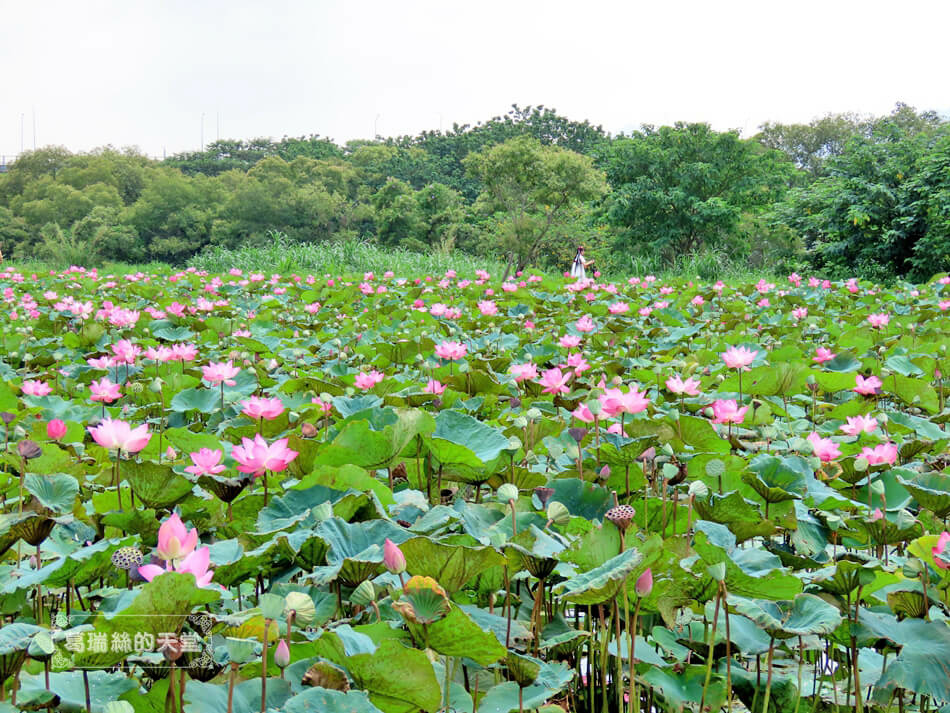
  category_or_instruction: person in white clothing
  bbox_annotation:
[570,245,593,280]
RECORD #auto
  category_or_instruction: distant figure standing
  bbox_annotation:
[570,246,593,280]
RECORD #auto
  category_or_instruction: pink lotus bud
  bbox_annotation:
[46,419,67,440]
[273,639,290,669]
[165,446,176,460]
[635,568,653,597]
[599,465,611,480]
[870,508,884,521]
[383,538,406,574]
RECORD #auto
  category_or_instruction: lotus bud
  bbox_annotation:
[526,408,542,420]
[635,567,654,596]
[46,419,66,440]
[546,501,570,527]
[497,484,519,503]
[149,378,164,393]
[598,465,611,482]
[351,580,376,607]
[273,639,291,669]
[706,562,726,582]
[661,443,675,457]
[854,457,869,473]
[284,592,316,626]
[383,538,406,574]
[870,508,884,522]
[869,479,885,496]
[0,412,15,425]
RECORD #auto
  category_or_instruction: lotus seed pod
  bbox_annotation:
[604,504,636,531]
[497,484,519,502]
[546,501,570,526]
[534,487,555,507]
[111,547,144,571]
[129,381,144,394]
[351,580,376,607]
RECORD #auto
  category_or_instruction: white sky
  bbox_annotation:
[2,0,948,160]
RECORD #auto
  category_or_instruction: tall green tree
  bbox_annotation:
[465,136,607,277]
[600,123,792,263]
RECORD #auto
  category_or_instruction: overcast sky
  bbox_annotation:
[3,0,948,160]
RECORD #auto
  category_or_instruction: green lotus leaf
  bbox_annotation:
[556,548,642,605]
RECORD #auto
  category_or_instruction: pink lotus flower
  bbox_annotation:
[139,545,214,588]
[608,302,629,314]
[572,404,595,423]
[635,568,653,597]
[240,396,285,421]
[311,396,332,414]
[88,418,151,453]
[859,442,898,466]
[932,531,950,570]
[384,538,406,574]
[90,377,122,403]
[478,300,498,316]
[155,513,199,562]
[813,347,836,364]
[806,432,841,462]
[435,341,467,361]
[46,419,66,440]
[231,434,298,477]
[867,313,890,328]
[559,335,582,349]
[854,374,883,396]
[509,362,538,382]
[665,375,701,396]
[721,346,758,371]
[185,448,226,477]
[870,508,884,522]
[202,360,240,387]
[840,415,878,436]
[563,352,591,376]
[21,380,52,397]
[691,295,705,307]
[354,370,385,390]
[111,339,141,365]
[171,343,198,362]
[600,386,650,417]
[423,379,446,395]
[711,399,748,424]
[539,367,571,395]
[575,315,596,333]
[791,307,808,320]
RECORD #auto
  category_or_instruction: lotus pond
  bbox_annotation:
[0,265,949,713]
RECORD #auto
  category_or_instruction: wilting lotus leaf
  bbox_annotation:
[284,688,384,713]
[197,474,248,504]
[122,460,194,508]
[73,572,220,668]
[400,535,506,592]
[505,526,566,579]
[729,593,842,639]
[556,548,642,605]
[184,678,293,713]
[692,492,779,542]
[854,510,922,546]
[506,651,543,687]
[886,588,929,619]
[7,511,56,547]
[475,660,574,713]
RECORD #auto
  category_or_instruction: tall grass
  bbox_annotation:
[188,235,509,278]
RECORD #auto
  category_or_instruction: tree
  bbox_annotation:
[600,123,792,264]
[465,136,607,278]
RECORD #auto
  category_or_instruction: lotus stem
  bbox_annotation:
[761,637,775,713]
[227,662,238,713]
[261,617,271,713]
[700,586,721,712]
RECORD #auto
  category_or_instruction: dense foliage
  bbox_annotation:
[1,103,948,281]
[0,264,949,712]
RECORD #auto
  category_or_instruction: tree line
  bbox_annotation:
[0,103,947,281]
